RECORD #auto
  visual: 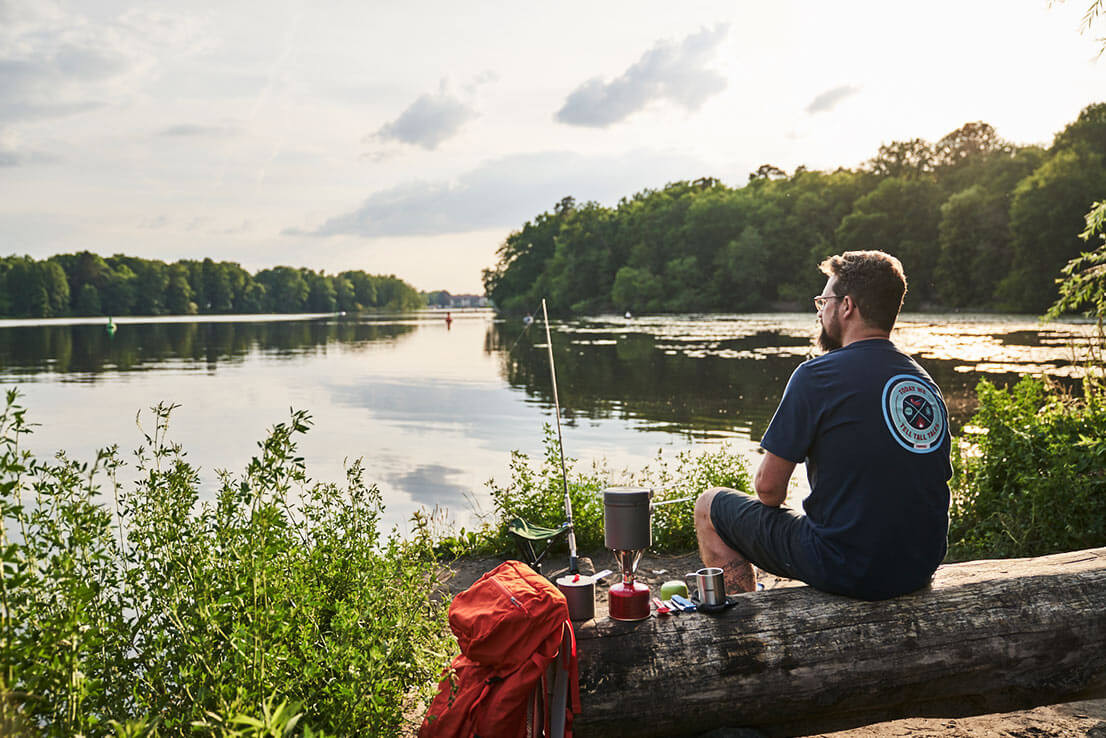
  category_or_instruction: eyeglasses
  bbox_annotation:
[813,295,844,311]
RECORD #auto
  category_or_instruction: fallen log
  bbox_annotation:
[573,547,1106,737]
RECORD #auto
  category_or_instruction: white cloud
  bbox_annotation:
[375,83,477,150]
[296,149,710,238]
[0,1,209,123]
[555,24,729,128]
[0,127,58,165]
[0,0,67,32]
[0,51,126,122]
[391,463,469,507]
[115,7,213,53]
[463,69,499,95]
[138,214,169,229]
[806,84,861,114]
[157,123,237,137]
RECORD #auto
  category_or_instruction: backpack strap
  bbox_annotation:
[462,676,499,737]
[563,620,581,736]
[421,661,500,738]
[547,620,581,738]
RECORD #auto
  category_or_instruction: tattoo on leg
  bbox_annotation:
[722,556,757,594]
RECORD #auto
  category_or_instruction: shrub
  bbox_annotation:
[948,376,1106,560]
[0,390,451,736]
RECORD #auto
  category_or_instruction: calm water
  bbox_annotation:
[0,310,1094,532]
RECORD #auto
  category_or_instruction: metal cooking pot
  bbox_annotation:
[556,569,611,621]
[603,486,653,550]
[603,486,695,551]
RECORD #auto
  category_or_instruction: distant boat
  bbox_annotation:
[624,311,632,319]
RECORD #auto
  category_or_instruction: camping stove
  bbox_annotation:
[604,487,652,621]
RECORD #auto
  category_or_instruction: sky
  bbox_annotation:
[1,0,1104,294]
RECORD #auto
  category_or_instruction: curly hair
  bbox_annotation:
[818,250,907,332]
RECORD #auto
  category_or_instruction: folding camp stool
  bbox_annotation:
[507,517,569,575]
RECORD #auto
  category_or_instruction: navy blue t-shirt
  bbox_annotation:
[760,338,951,600]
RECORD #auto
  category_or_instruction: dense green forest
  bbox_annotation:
[0,251,424,317]
[483,103,1106,316]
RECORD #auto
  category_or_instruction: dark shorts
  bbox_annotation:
[709,489,819,584]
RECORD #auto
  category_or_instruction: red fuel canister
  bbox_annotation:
[609,581,650,621]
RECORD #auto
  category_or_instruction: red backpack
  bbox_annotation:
[420,560,580,738]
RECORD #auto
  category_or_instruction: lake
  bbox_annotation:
[0,310,1094,533]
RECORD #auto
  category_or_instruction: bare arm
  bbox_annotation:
[754,450,795,507]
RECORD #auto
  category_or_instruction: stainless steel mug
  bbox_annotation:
[685,567,726,606]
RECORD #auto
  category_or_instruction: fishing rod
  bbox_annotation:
[541,298,579,574]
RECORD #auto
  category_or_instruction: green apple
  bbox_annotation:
[660,580,688,600]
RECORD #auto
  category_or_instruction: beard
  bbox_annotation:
[817,319,842,352]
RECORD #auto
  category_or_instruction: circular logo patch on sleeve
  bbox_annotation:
[881,374,946,453]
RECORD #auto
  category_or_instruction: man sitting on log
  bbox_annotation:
[694,250,952,600]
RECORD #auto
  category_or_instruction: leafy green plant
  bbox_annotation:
[473,424,752,555]
[0,390,452,736]
[948,376,1106,560]
[192,696,335,738]
[1048,200,1106,327]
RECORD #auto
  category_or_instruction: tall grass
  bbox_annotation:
[0,390,452,736]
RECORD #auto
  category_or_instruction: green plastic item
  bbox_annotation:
[660,580,688,600]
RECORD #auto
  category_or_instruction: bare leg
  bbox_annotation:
[694,488,757,593]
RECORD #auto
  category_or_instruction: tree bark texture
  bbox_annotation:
[573,547,1106,737]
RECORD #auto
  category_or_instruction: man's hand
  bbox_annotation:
[754,450,795,507]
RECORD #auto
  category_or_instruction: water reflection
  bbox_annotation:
[488,319,811,441]
[0,318,416,380]
[490,313,1095,437]
[0,311,1094,530]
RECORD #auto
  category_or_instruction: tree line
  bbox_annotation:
[0,252,424,317]
[483,103,1106,315]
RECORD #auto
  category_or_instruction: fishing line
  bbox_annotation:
[503,301,543,356]
[541,298,579,574]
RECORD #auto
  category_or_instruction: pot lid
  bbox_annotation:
[603,486,651,506]
[556,573,595,588]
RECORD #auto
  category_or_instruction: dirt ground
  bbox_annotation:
[407,550,1106,738]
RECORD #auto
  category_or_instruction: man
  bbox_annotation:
[694,250,951,600]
